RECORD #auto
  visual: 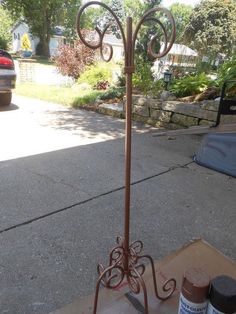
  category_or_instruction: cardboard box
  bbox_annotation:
[51,239,236,314]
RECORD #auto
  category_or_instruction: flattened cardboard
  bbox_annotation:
[51,239,236,314]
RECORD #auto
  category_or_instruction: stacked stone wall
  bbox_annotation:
[130,95,236,128]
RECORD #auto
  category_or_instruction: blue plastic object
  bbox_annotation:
[194,133,236,177]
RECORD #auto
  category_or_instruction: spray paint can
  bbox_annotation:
[207,275,236,314]
[178,268,210,314]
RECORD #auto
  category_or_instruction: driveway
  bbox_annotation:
[0,95,129,161]
[0,95,235,314]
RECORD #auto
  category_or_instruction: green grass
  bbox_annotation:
[15,83,101,108]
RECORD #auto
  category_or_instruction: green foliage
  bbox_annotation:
[151,79,165,97]
[133,61,153,95]
[116,73,126,87]
[184,0,236,58]
[15,82,101,107]
[0,37,8,50]
[0,6,14,50]
[99,86,125,100]
[56,0,82,40]
[170,3,192,44]
[78,62,112,88]
[170,73,213,97]
[133,59,164,96]
[21,33,32,51]
[80,7,100,30]
[217,55,236,87]
[195,61,213,74]
[124,0,144,22]
[97,0,125,37]
[72,90,101,108]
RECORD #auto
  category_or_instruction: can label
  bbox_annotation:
[207,302,225,314]
[178,293,208,314]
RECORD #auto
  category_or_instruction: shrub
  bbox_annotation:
[21,33,32,51]
[170,73,214,98]
[54,30,95,79]
[96,80,110,90]
[72,90,101,108]
[217,55,236,87]
[115,73,126,87]
[78,62,112,88]
[99,87,125,100]
[0,7,13,50]
[0,37,8,50]
[132,60,164,96]
[133,61,153,95]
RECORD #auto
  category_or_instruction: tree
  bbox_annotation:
[124,0,144,22]
[95,0,125,37]
[184,0,236,58]
[0,6,14,50]
[56,0,82,41]
[134,0,162,62]
[170,3,192,44]
[2,0,82,57]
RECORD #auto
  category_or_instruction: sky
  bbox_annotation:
[161,0,201,7]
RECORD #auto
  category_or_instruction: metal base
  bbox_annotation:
[93,236,176,314]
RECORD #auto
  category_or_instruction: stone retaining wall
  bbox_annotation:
[131,95,236,128]
[18,59,36,83]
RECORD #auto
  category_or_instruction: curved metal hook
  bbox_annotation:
[95,25,113,62]
[76,1,127,62]
[133,6,176,59]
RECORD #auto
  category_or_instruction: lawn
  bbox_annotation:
[15,83,101,108]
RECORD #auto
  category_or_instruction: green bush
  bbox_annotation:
[116,73,126,87]
[78,62,112,88]
[72,90,101,108]
[170,73,213,97]
[133,61,153,95]
[132,60,164,96]
[0,7,13,50]
[99,87,125,100]
[196,61,213,74]
[0,37,8,50]
[217,55,236,87]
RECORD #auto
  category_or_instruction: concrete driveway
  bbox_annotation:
[0,95,235,314]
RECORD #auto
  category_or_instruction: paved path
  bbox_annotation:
[0,95,235,314]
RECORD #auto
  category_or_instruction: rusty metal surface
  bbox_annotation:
[76,3,176,313]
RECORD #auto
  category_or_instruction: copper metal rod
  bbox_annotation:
[124,16,133,273]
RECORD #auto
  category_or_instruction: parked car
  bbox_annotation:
[0,49,16,106]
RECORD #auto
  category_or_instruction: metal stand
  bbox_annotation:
[76,3,176,313]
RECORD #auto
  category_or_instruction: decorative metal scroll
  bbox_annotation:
[76,1,175,68]
[76,3,176,314]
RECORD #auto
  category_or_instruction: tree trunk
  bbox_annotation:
[40,37,50,57]
[40,4,51,57]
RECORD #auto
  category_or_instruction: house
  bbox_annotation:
[103,33,123,61]
[161,43,199,67]
[152,43,199,79]
[11,22,65,56]
[85,30,123,62]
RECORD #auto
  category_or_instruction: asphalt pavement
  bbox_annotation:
[0,95,235,314]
